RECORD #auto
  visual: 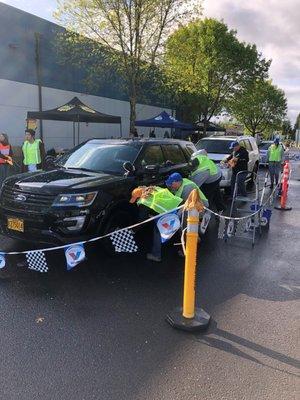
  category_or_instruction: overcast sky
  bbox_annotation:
[1,0,299,123]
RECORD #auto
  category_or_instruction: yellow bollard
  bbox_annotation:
[166,189,211,332]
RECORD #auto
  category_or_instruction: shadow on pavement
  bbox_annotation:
[194,321,300,377]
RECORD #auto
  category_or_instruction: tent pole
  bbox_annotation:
[34,32,43,141]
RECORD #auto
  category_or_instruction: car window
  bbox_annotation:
[57,143,140,174]
[162,144,187,164]
[139,145,165,167]
[259,142,272,150]
[244,140,253,151]
[239,140,246,149]
[196,139,232,154]
[186,145,196,157]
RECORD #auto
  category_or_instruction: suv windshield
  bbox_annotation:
[57,143,140,174]
[196,139,232,154]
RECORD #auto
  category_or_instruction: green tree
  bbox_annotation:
[55,0,202,133]
[229,80,287,136]
[163,18,269,134]
[281,119,294,139]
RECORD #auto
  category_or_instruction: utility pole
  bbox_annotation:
[34,32,43,140]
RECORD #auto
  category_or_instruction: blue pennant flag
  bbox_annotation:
[65,243,86,271]
[0,252,6,269]
[156,212,180,243]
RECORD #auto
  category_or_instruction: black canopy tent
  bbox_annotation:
[192,121,226,132]
[27,97,122,146]
[135,110,193,130]
[172,121,226,140]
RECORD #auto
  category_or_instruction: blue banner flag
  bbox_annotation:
[156,212,180,243]
[65,243,86,271]
[0,253,6,269]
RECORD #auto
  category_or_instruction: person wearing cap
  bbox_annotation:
[267,138,284,189]
[165,172,208,206]
[225,141,249,197]
[190,150,225,212]
[130,186,182,262]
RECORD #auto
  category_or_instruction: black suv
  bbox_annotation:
[0,139,196,244]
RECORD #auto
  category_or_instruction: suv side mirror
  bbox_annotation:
[123,161,135,175]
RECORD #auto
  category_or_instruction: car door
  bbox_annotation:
[161,143,191,179]
[135,144,166,186]
[244,139,255,171]
[238,139,251,171]
[250,138,260,164]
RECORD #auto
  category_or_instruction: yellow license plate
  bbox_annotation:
[7,218,24,232]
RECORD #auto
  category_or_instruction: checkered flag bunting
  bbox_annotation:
[110,229,138,253]
[26,251,49,273]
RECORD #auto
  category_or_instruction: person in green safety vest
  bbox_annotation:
[190,150,225,212]
[130,186,182,263]
[267,138,284,189]
[165,173,208,257]
[165,172,208,206]
[22,129,45,172]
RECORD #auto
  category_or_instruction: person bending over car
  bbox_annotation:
[190,150,225,213]
[130,186,182,263]
[165,172,208,205]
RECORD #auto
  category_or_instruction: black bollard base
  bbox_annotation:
[166,307,211,332]
[275,206,292,211]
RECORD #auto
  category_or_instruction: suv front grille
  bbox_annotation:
[1,185,56,213]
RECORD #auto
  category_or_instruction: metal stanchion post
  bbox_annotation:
[166,190,211,332]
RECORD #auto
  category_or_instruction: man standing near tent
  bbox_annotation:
[22,129,45,172]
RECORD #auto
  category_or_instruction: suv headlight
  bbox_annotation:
[53,192,98,207]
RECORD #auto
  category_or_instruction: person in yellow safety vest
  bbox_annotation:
[190,150,225,213]
[130,186,182,263]
[22,129,45,172]
[165,172,208,206]
[267,137,284,189]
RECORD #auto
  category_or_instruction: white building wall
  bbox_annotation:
[0,79,172,150]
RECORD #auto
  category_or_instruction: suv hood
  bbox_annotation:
[207,153,229,163]
[6,168,126,193]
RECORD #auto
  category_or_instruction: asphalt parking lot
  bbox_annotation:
[0,165,299,400]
